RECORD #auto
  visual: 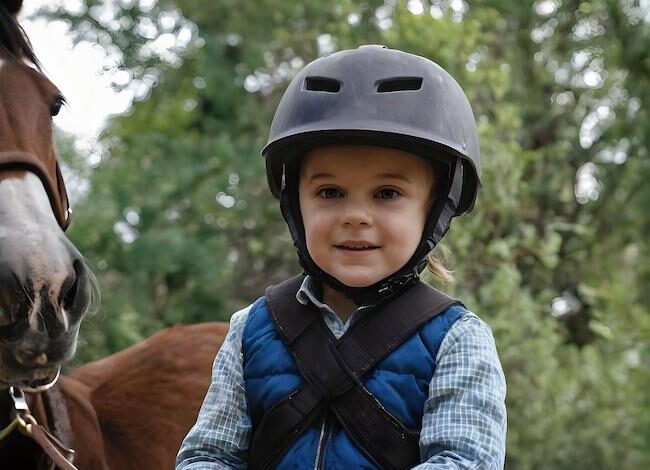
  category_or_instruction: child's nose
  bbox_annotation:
[341,200,373,226]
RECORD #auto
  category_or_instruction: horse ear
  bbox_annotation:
[5,0,23,16]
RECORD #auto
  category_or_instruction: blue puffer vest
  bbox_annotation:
[242,296,465,469]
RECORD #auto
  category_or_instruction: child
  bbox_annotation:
[177,45,506,469]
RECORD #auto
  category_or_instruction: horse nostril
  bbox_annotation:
[61,273,77,311]
[61,259,84,311]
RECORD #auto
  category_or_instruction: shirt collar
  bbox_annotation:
[296,275,324,306]
[296,275,373,333]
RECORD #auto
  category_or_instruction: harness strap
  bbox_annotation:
[0,151,71,230]
[249,276,462,469]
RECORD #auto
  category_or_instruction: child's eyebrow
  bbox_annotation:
[305,172,411,182]
[377,172,411,182]
[306,172,335,182]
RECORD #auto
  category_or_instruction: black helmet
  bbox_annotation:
[263,45,481,305]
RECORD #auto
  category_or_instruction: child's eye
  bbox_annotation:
[317,188,342,199]
[376,188,401,199]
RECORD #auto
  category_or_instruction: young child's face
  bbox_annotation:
[299,145,434,288]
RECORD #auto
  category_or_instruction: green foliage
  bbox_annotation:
[47,0,649,467]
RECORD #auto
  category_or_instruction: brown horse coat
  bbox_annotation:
[67,322,227,470]
[1,322,227,469]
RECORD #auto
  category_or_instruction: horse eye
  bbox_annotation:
[50,95,65,117]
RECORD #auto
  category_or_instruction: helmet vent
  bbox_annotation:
[376,77,423,93]
[304,77,341,93]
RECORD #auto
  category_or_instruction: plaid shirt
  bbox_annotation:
[176,277,507,469]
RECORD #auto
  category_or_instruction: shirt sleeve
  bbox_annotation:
[176,306,252,470]
[415,311,507,469]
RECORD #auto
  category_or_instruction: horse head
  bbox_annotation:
[0,0,93,391]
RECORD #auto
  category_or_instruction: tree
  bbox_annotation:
[45,0,649,467]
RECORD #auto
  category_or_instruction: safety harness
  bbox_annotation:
[248,276,463,470]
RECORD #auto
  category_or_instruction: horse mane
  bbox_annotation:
[0,0,41,69]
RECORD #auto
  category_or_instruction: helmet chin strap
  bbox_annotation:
[279,158,464,307]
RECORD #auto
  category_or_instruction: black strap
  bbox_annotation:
[248,276,462,469]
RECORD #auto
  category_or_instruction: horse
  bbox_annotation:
[1,322,227,469]
[0,1,228,468]
[0,0,90,398]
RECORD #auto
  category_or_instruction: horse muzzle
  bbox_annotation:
[0,248,90,390]
[0,327,78,391]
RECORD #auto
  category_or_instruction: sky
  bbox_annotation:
[20,0,131,148]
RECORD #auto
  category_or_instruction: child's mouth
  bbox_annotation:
[334,244,380,251]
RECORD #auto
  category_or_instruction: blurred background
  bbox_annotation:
[21,0,650,468]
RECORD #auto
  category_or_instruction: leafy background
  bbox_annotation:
[39,0,650,468]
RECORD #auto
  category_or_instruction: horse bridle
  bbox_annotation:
[0,386,77,470]
[0,150,71,231]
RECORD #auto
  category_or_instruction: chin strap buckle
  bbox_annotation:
[377,273,417,296]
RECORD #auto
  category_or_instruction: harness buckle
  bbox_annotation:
[377,275,414,296]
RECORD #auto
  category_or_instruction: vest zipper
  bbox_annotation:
[313,415,331,470]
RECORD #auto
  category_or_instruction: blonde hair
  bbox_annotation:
[423,161,455,284]
[425,251,455,283]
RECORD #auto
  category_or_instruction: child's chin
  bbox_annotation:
[335,274,381,289]
[322,266,386,289]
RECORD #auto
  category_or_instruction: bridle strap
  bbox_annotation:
[0,151,71,231]
[1,386,78,470]
[41,385,75,468]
